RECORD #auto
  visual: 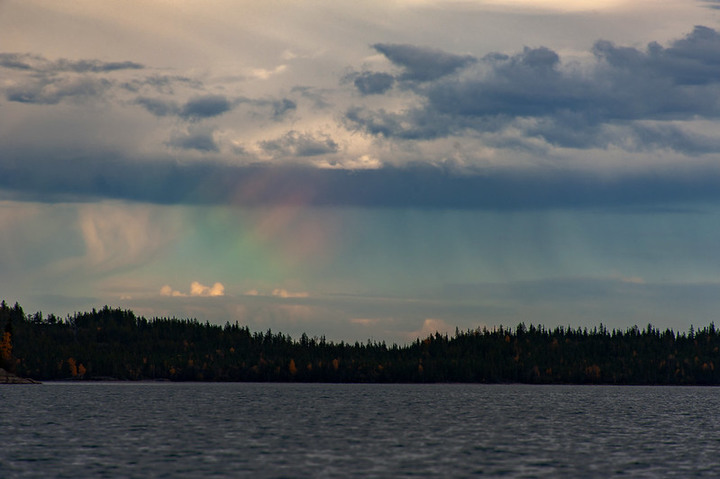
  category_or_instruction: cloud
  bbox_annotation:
[291,86,331,110]
[372,43,476,82]
[167,125,219,152]
[271,288,309,298]
[135,96,180,117]
[6,76,112,105]
[346,26,720,154]
[407,318,454,340]
[161,281,225,297]
[270,98,297,120]
[52,59,144,73]
[0,52,143,73]
[191,281,225,297]
[0,52,143,105]
[0,52,210,117]
[595,25,720,86]
[134,93,296,127]
[6,155,720,210]
[121,75,203,94]
[179,94,233,120]
[0,53,41,70]
[344,106,460,140]
[315,154,382,170]
[249,64,287,80]
[242,288,309,298]
[134,93,295,123]
[0,52,156,107]
[351,71,395,95]
[350,318,381,326]
[160,285,185,297]
[259,130,339,158]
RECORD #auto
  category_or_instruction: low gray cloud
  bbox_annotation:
[134,94,296,123]
[0,53,40,70]
[372,43,476,82]
[167,126,219,152]
[179,94,233,120]
[346,27,720,154]
[259,131,339,157]
[270,98,296,120]
[351,71,395,95]
[121,75,202,94]
[344,106,457,140]
[0,52,145,105]
[627,123,720,155]
[135,96,179,117]
[592,25,720,86]
[6,76,112,105]
[291,86,331,109]
[228,96,296,121]
[52,59,144,73]
[0,52,143,73]
[701,1,720,9]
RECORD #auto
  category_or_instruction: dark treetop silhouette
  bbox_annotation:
[2,301,719,384]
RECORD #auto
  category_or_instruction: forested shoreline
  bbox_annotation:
[2,300,720,384]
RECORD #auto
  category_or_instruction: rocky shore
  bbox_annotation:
[0,368,40,384]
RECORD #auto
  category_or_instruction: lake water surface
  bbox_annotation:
[2,383,719,477]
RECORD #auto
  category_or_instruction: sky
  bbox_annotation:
[3,0,720,344]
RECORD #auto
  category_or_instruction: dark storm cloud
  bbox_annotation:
[351,71,395,95]
[423,39,720,122]
[4,149,720,210]
[372,43,476,82]
[347,27,720,154]
[259,131,339,157]
[592,25,720,86]
[179,94,233,120]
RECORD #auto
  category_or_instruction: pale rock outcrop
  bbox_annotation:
[0,368,40,384]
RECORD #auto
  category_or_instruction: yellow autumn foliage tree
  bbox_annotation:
[0,331,12,372]
[67,357,78,377]
[0,331,11,364]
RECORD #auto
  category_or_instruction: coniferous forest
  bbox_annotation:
[2,300,720,384]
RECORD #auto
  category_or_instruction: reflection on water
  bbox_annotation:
[2,383,719,477]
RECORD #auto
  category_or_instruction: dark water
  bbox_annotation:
[2,383,720,478]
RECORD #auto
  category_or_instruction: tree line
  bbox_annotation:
[2,300,720,384]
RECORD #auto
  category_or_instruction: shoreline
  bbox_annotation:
[0,368,41,384]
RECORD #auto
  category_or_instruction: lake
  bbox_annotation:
[2,383,719,477]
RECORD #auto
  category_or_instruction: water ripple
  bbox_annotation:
[2,383,720,477]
